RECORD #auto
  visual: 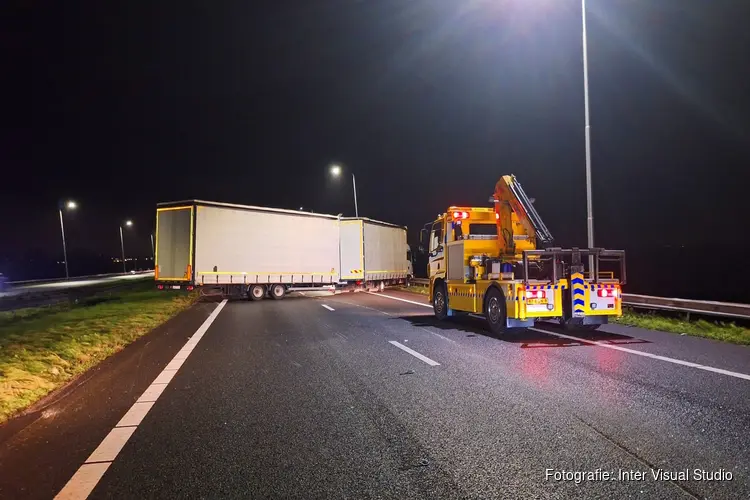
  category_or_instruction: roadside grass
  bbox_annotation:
[397,285,749,345]
[613,309,750,346]
[0,283,197,423]
[399,285,429,296]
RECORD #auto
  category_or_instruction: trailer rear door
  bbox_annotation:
[340,220,364,281]
[155,206,194,281]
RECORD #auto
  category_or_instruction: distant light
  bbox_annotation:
[125,220,133,227]
[299,206,304,210]
[329,164,342,177]
[66,201,77,209]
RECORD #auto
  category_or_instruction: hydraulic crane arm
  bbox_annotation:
[493,174,554,255]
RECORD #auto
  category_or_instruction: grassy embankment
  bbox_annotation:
[0,281,197,423]
[398,286,750,345]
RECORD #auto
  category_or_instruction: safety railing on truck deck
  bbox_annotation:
[407,279,750,321]
[521,248,626,286]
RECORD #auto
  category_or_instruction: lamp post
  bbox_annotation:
[120,220,133,273]
[581,0,595,277]
[329,164,359,218]
[59,200,76,279]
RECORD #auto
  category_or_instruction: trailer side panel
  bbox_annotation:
[193,205,340,286]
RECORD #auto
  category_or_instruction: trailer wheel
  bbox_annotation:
[248,285,266,301]
[269,284,286,300]
[433,282,448,321]
[485,287,507,335]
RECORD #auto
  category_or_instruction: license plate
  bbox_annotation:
[171,285,181,290]
[527,298,548,305]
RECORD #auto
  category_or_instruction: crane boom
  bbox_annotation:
[493,174,554,256]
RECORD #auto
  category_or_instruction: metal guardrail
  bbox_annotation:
[407,279,750,321]
[7,270,154,287]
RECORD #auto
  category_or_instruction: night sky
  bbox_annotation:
[7,1,750,270]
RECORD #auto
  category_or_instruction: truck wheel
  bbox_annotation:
[433,283,448,320]
[249,285,266,301]
[485,288,507,335]
[269,284,286,300]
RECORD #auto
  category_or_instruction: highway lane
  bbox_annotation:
[89,291,747,498]
[2,289,747,498]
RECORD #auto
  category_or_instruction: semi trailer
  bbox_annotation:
[154,200,412,299]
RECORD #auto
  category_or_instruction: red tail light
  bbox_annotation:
[526,290,546,299]
[187,286,194,291]
[453,211,460,218]
[157,284,164,290]
[598,288,617,298]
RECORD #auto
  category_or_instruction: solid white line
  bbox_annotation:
[367,292,432,308]
[54,463,111,500]
[116,402,155,427]
[85,426,137,463]
[388,341,440,366]
[55,299,228,500]
[137,383,168,403]
[531,328,750,381]
[153,369,177,385]
[321,304,335,311]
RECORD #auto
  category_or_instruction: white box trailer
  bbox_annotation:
[339,218,412,290]
[155,200,411,299]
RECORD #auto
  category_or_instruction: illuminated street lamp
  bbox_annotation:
[59,200,77,279]
[329,163,359,218]
[120,220,133,273]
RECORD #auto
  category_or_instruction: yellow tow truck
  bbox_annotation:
[421,175,626,334]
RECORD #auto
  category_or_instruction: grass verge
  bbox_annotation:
[398,285,749,345]
[400,285,429,297]
[0,282,198,423]
[613,309,750,346]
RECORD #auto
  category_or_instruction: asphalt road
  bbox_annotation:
[0,272,154,298]
[1,289,748,499]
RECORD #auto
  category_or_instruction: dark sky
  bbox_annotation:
[7,0,750,261]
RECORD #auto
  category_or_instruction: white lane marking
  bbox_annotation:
[55,299,228,500]
[54,463,111,500]
[531,328,750,381]
[165,357,186,370]
[388,341,440,366]
[153,369,177,385]
[85,426,137,463]
[368,292,431,308]
[321,304,335,311]
[376,293,750,380]
[116,402,155,427]
[137,383,168,403]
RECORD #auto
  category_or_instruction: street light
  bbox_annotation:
[581,0,595,277]
[120,220,133,273]
[329,163,359,218]
[58,200,76,279]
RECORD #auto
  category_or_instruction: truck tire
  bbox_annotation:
[433,282,448,321]
[249,285,266,301]
[269,284,286,300]
[485,287,507,335]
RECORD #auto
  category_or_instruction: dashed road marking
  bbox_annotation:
[321,304,335,311]
[388,341,440,366]
[55,299,228,499]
